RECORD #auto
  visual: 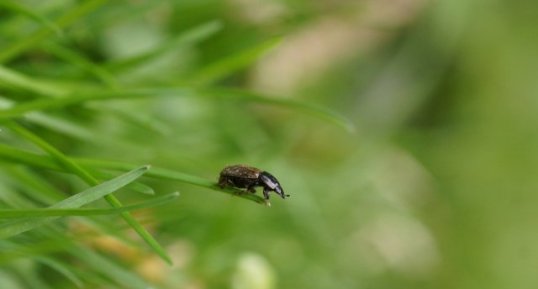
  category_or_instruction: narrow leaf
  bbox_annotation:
[186,37,281,85]
[0,87,354,131]
[0,192,178,218]
[0,144,268,204]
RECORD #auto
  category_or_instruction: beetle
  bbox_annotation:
[218,164,288,200]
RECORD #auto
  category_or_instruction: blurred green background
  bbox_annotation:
[1,0,538,288]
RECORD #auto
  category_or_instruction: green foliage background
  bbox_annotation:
[1,0,537,288]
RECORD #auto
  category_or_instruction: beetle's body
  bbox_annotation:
[218,165,288,200]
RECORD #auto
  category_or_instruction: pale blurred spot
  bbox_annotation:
[68,220,143,261]
[250,0,428,95]
[363,0,428,28]
[167,240,196,269]
[136,240,195,284]
[228,0,288,24]
[251,16,378,95]
[353,214,440,277]
[102,20,165,60]
[267,238,305,271]
[232,253,276,289]
[368,147,435,210]
[136,255,166,283]
[89,235,142,261]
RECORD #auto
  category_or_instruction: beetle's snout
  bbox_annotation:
[275,186,288,199]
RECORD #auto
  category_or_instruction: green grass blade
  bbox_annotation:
[79,159,268,204]
[0,88,184,119]
[35,257,84,288]
[0,0,61,36]
[0,65,64,96]
[44,43,117,87]
[0,86,353,131]
[6,121,97,183]
[0,144,57,170]
[0,165,149,238]
[0,0,107,63]
[5,122,173,264]
[73,248,149,289]
[201,87,356,132]
[6,166,66,204]
[0,144,267,204]
[186,37,282,85]
[0,192,178,218]
[107,20,223,72]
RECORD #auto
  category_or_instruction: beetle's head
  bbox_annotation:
[260,171,289,199]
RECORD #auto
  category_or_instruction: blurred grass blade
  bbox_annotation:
[0,144,57,170]
[186,37,282,85]
[74,248,149,289]
[0,0,107,63]
[107,20,223,72]
[0,87,353,131]
[0,192,178,218]
[202,87,356,132]
[0,166,149,238]
[0,88,187,120]
[36,257,83,288]
[89,103,173,135]
[0,65,64,96]
[0,0,61,36]
[44,43,117,87]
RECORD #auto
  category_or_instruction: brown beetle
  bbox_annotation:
[218,165,288,200]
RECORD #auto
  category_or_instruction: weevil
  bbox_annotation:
[218,165,288,200]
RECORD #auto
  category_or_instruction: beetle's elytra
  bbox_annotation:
[218,165,288,200]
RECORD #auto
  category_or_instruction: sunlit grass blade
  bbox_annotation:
[5,122,173,264]
[0,144,267,204]
[0,192,179,218]
[0,165,149,238]
[78,159,268,205]
[95,170,155,195]
[0,0,107,63]
[186,37,282,85]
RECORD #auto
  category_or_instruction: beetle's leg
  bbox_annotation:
[262,187,270,200]
[246,185,256,193]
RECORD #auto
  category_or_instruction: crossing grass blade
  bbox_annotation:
[4,122,173,264]
[185,37,282,85]
[0,192,178,218]
[0,165,149,238]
